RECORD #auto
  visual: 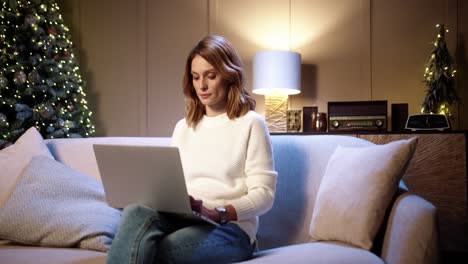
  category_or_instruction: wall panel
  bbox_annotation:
[459,0,468,129]
[291,0,371,113]
[146,0,208,136]
[61,0,144,136]
[210,0,371,116]
[371,0,459,129]
[60,0,467,136]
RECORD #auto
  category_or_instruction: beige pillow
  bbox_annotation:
[0,156,121,252]
[0,127,54,207]
[309,137,418,250]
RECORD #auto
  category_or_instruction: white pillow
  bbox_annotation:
[0,156,121,251]
[0,127,54,207]
[309,137,418,250]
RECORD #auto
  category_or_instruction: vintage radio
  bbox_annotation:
[327,101,388,132]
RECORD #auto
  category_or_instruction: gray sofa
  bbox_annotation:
[0,134,439,264]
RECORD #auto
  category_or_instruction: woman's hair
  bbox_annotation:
[183,35,256,127]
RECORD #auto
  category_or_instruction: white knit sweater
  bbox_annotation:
[171,111,277,242]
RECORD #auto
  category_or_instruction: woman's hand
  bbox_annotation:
[189,195,238,223]
[189,195,203,213]
[189,195,219,222]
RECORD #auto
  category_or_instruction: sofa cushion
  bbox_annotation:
[0,245,106,264]
[0,156,121,252]
[241,242,384,264]
[309,137,417,250]
[257,135,374,250]
[0,127,54,208]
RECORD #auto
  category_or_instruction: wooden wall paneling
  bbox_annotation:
[67,0,143,136]
[208,0,291,116]
[359,133,468,254]
[137,0,148,136]
[146,0,208,136]
[458,0,468,130]
[371,0,451,127]
[291,0,372,113]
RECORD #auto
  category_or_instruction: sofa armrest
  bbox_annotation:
[381,192,440,264]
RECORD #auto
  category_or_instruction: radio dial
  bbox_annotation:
[375,120,383,127]
[332,120,340,128]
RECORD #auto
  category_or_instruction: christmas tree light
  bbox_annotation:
[0,0,95,149]
[421,24,460,116]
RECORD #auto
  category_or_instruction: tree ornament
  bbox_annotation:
[15,103,31,112]
[13,71,27,85]
[24,14,37,25]
[46,125,55,133]
[46,78,55,86]
[57,118,65,127]
[39,103,55,119]
[65,120,77,129]
[16,110,32,121]
[28,69,41,84]
[68,104,75,112]
[48,26,58,36]
[0,74,7,89]
[0,113,8,128]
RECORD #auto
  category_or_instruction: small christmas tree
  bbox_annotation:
[421,24,460,116]
[0,0,95,149]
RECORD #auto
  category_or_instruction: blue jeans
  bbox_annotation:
[107,204,254,264]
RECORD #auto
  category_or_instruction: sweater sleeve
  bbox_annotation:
[230,115,278,221]
[170,119,186,147]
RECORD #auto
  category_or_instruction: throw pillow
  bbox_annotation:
[0,127,54,208]
[0,156,121,252]
[309,137,418,250]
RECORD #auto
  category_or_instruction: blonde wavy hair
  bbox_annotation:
[182,35,256,127]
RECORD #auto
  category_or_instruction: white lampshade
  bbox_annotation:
[252,50,301,95]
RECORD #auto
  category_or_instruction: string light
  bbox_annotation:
[1,1,95,142]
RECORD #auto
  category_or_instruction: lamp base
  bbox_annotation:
[265,94,288,132]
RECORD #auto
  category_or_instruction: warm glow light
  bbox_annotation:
[218,0,367,59]
[253,88,301,95]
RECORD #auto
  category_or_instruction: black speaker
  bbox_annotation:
[391,103,408,132]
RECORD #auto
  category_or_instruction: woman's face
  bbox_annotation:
[191,55,228,117]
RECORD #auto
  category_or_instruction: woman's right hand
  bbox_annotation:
[189,195,203,213]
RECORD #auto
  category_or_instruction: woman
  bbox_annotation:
[107,35,277,264]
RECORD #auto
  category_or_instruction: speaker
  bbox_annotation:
[391,103,408,132]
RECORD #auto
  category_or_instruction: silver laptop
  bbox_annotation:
[93,144,218,226]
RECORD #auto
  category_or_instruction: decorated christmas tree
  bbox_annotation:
[421,24,460,116]
[0,0,95,149]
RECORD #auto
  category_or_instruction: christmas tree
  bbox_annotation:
[0,0,95,149]
[421,24,460,115]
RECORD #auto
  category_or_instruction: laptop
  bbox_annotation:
[93,144,218,226]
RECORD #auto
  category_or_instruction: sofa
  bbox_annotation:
[0,133,439,264]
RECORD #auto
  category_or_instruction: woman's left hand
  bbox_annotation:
[189,195,219,222]
[189,195,237,223]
